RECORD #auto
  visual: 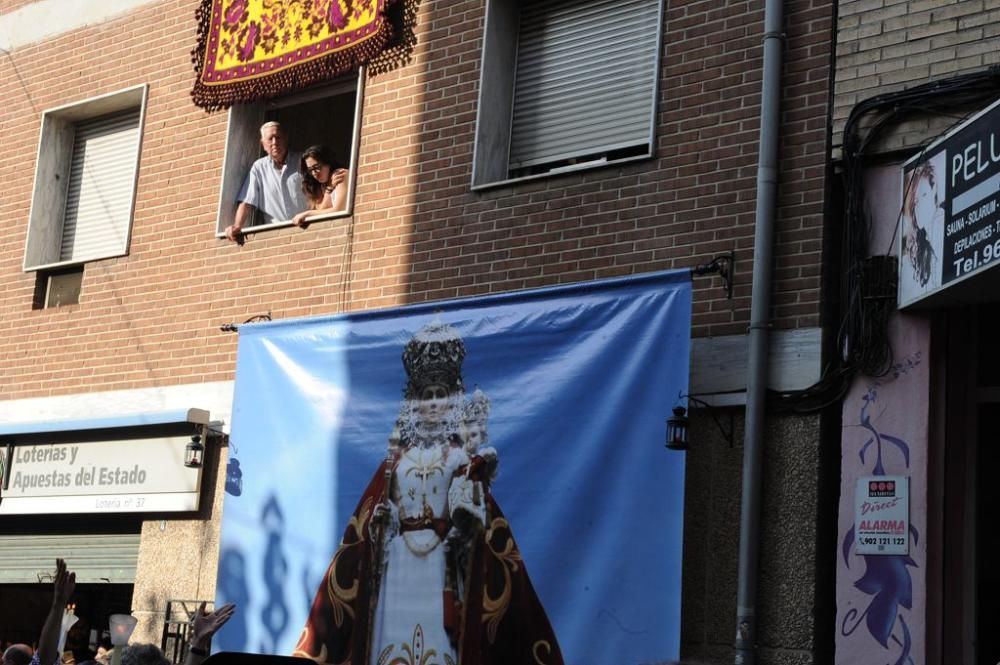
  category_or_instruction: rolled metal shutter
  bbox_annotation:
[508,0,660,170]
[61,109,141,262]
[0,533,140,583]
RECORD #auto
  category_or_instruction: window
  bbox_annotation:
[24,85,147,272]
[33,267,83,309]
[472,0,664,188]
[215,70,364,237]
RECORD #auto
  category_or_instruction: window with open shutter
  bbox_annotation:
[214,72,364,238]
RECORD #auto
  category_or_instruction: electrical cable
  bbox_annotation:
[771,66,1000,413]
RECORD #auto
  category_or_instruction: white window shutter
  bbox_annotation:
[61,109,141,262]
[509,0,660,171]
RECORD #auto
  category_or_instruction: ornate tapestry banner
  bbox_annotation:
[218,271,691,664]
[191,0,401,111]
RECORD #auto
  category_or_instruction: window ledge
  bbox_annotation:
[214,209,351,240]
[24,252,127,273]
[470,152,652,192]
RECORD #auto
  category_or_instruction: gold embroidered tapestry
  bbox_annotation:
[191,0,410,111]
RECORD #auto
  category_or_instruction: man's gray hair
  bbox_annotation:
[120,644,170,665]
[259,121,284,136]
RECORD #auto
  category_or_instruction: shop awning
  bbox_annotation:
[0,408,209,436]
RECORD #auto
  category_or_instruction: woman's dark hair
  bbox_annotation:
[299,145,343,205]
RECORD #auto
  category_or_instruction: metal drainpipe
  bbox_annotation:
[735,0,784,664]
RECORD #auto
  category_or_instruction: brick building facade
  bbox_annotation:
[0,1,838,663]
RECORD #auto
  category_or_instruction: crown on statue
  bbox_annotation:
[402,318,466,398]
[463,388,490,427]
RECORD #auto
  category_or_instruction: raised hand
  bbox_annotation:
[329,169,348,189]
[189,602,236,649]
[38,559,76,665]
[53,558,76,608]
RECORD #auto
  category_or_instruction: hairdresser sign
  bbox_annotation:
[899,97,1000,308]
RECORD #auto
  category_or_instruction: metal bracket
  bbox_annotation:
[0,442,11,491]
[690,251,735,300]
[679,392,736,448]
[220,312,272,333]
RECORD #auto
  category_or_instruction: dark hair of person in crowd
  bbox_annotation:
[121,644,170,665]
[2,644,33,665]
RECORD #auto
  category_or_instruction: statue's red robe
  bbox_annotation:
[293,458,564,665]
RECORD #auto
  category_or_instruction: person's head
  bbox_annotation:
[462,420,485,451]
[400,320,466,444]
[904,161,938,227]
[259,121,289,164]
[300,145,341,184]
[461,389,490,452]
[417,384,450,426]
[2,645,33,665]
[120,644,169,665]
[299,145,342,203]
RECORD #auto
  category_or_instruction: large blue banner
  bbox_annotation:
[216,270,691,665]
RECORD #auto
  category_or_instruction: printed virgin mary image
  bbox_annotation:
[293,320,563,665]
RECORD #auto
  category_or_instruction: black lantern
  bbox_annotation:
[666,406,689,451]
[185,434,205,468]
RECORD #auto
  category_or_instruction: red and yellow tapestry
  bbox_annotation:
[191,0,400,111]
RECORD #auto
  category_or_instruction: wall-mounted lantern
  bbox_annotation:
[666,406,689,451]
[185,434,205,468]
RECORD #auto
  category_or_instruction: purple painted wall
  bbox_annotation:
[836,165,931,665]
